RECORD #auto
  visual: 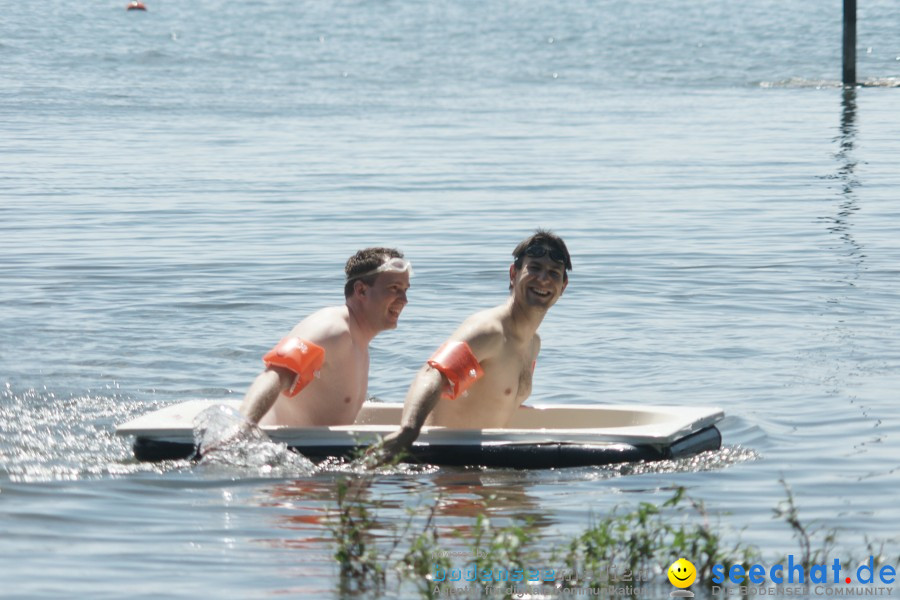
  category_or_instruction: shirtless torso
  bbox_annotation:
[425,305,540,429]
[377,233,571,461]
[258,306,370,427]
[238,258,410,430]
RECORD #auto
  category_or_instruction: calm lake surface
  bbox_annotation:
[2,1,899,597]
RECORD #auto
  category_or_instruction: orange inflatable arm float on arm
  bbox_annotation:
[263,337,326,398]
[427,341,484,400]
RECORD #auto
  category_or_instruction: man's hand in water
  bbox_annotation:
[365,427,418,467]
[197,418,262,458]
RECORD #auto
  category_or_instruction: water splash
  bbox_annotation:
[600,445,759,478]
[0,383,174,481]
[192,404,317,476]
[316,454,441,477]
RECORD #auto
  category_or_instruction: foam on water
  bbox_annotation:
[599,446,760,479]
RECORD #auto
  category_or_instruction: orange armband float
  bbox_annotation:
[263,337,325,398]
[427,341,484,400]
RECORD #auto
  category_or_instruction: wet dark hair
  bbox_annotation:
[512,229,573,275]
[344,247,404,298]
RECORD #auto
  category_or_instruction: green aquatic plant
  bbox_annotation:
[563,486,758,587]
[670,492,760,587]
[772,477,900,578]
[327,484,757,597]
[328,461,446,597]
[330,477,386,595]
[466,513,540,599]
[326,476,897,598]
[773,476,837,571]
[393,502,449,597]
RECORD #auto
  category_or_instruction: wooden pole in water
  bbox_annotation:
[843,0,857,85]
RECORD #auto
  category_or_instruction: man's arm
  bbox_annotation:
[198,366,293,457]
[378,364,445,456]
[239,366,295,425]
[376,323,502,462]
[239,326,332,425]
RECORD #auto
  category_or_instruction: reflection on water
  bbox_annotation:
[238,456,768,599]
[818,88,860,228]
[831,87,862,251]
[427,470,541,518]
[239,444,759,578]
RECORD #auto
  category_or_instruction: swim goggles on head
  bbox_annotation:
[347,257,413,282]
[523,244,567,265]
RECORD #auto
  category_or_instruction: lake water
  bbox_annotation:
[2,0,899,597]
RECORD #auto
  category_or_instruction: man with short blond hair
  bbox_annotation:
[240,247,411,428]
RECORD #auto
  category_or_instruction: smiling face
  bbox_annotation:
[359,270,410,331]
[667,558,697,588]
[510,253,568,311]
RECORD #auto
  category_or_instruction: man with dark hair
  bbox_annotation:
[377,230,571,460]
[239,247,411,428]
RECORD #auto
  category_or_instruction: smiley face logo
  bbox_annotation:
[667,558,697,588]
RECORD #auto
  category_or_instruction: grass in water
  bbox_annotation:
[562,486,759,588]
[329,477,385,595]
[327,477,898,598]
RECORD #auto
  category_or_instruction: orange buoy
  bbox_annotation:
[126,1,147,10]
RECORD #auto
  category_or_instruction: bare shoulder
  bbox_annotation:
[287,306,353,352]
[451,306,506,360]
